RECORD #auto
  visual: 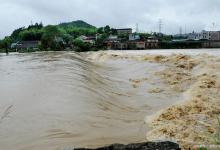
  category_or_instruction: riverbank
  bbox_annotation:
[88,50,220,149]
[2,48,220,55]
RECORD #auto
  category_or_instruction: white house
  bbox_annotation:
[188,30,220,41]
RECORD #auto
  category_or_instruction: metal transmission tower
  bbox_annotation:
[212,22,216,30]
[158,19,163,33]
[179,26,183,36]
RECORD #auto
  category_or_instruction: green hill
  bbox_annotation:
[0,20,99,51]
[58,20,96,29]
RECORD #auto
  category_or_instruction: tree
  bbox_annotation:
[110,28,117,35]
[11,27,25,41]
[1,36,12,53]
[73,39,92,52]
[97,27,104,34]
[41,25,62,50]
[139,33,151,40]
[10,23,43,42]
[160,35,173,41]
[104,25,111,34]
[62,34,73,46]
[96,33,108,48]
[0,40,3,50]
[19,29,43,41]
[27,23,43,30]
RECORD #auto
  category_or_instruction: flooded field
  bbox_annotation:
[0,49,220,150]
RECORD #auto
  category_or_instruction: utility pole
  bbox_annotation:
[158,19,163,34]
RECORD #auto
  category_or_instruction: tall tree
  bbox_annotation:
[104,25,111,34]
[1,36,12,54]
[11,27,25,41]
[97,27,104,34]
[41,25,62,50]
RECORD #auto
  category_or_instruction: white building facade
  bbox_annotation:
[188,30,220,41]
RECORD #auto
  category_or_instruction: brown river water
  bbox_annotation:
[0,50,219,150]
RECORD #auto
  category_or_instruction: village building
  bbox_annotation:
[187,32,200,40]
[129,33,140,41]
[107,34,159,50]
[200,30,210,40]
[11,41,40,50]
[127,41,145,49]
[108,35,118,41]
[209,31,220,41]
[116,28,132,35]
[145,36,159,49]
[136,41,145,49]
[79,35,96,44]
[105,35,120,49]
[54,36,66,45]
[106,42,119,50]
[187,30,220,41]
[117,42,128,50]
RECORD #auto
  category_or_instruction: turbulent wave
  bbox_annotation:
[0,51,153,150]
[3,50,218,150]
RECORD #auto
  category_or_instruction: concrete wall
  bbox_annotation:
[210,31,220,41]
[202,41,220,48]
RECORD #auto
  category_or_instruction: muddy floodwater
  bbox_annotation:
[0,49,219,150]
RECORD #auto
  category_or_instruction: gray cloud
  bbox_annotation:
[0,0,220,38]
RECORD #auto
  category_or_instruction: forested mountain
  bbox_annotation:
[58,20,96,29]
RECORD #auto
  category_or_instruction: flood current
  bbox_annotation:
[0,49,219,150]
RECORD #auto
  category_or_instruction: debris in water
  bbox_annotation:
[148,88,164,93]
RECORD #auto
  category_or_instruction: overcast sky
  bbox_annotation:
[0,0,220,39]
